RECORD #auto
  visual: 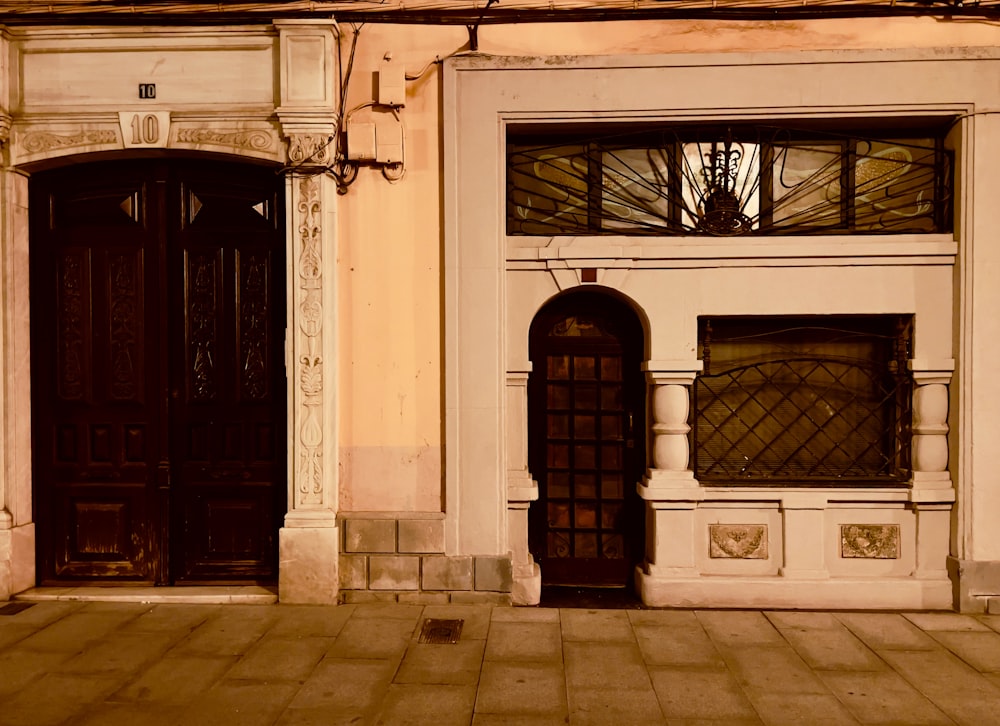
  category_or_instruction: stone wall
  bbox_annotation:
[338,514,513,604]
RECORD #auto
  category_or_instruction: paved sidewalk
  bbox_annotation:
[2,600,1000,725]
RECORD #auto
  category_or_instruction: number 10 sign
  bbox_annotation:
[117,111,171,148]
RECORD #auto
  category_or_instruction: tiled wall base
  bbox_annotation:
[338,514,513,605]
[948,557,1000,613]
[637,570,953,610]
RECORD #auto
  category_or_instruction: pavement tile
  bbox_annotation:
[326,616,418,659]
[696,610,784,648]
[836,613,939,651]
[224,634,331,681]
[976,614,1000,634]
[485,620,563,662]
[634,624,725,668]
[0,624,34,650]
[766,611,844,630]
[904,612,991,632]
[179,678,298,726]
[351,602,426,621]
[0,650,74,699]
[663,720,763,726]
[170,607,277,656]
[421,603,494,639]
[269,603,357,637]
[275,707,385,726]
[15,611,142,653]
[928,630,1000,672]
[649,668,758,720]
[778,626,886,671]
[55,632,177,676]
[561,608,636,642]
[491,607,560,623]
[745,692,859,725]
[68,703,188,726]
[119,604,220,635]
[627,610,701,627]
[0,601,83,629]
[110,654,239,704]
[394,639,486,685]
[816,669,953,725]
[287,657,396,711]
[568,685,666,725]
[564,641,649,689]
[374,683,478,725]
[722,645,830,696]
[472,716,571,726]
[0,673,122,726]
[879,648,1000,724]
[475,661,568,716]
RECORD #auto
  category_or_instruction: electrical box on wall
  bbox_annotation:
[378,57,406,107]
[375,116,402,164]
[346,120,376,161]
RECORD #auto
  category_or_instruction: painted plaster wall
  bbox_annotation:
[333,17,992,516]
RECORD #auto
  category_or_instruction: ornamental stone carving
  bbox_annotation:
[840,524,900,559]
[287,133,334,167]
[176,128,275,152]
[709,524,768,559]
[22,129,118,154]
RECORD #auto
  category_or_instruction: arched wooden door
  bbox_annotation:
[528,291,646,587]
[30,158,286,584]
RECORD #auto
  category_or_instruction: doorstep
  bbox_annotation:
[13,585,277,605]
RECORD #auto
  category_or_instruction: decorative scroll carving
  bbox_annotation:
[57,253,86,400]
[840,524,900,559]
[0,115,11,146]
[108,254,138,400]
[22,130,118,155]
[176,128,274,152]
[240,254,269,400]
[709,524,768,559]
[287,133,333,167]
[296,175,324,503]
[188,254,218,401]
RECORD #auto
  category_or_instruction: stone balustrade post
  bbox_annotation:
[908,359,955,581]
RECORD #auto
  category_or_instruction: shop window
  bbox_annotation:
[693,316,912,485]
[507,122,952,236]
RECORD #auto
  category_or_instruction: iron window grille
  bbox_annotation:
[508,122,952,236]
[694,316,913,486]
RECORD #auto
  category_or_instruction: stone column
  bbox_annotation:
[0,127,34,599]
[637,363,703,584]
[506,370,540,605]
[909,360,955,582]
[275,20,341,604]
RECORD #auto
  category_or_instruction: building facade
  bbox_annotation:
[0,3,998,611]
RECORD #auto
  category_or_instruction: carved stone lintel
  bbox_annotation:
[709,524,768,559]
[840,524,900,559]
[287,133,334,168]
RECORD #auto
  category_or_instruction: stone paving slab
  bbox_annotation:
[3,601,1000,725]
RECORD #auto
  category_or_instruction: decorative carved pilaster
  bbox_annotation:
[295,174,325,507]
[0,115,11,147]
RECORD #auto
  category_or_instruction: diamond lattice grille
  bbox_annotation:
[694,318,911,484]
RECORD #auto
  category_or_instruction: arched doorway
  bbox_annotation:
[29,158,286,584]
[528,290,646,588]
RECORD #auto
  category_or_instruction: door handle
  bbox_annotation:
[156,463,171,490]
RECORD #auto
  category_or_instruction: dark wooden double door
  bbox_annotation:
[31,159,286,584]
[529,292,646,587]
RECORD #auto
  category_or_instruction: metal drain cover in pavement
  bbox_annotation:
[0,602,35,616]
[418,618,464,644]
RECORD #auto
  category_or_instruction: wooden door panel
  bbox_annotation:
[529,295,645,588]
[33,160,285,585]
[172,172,284,581]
